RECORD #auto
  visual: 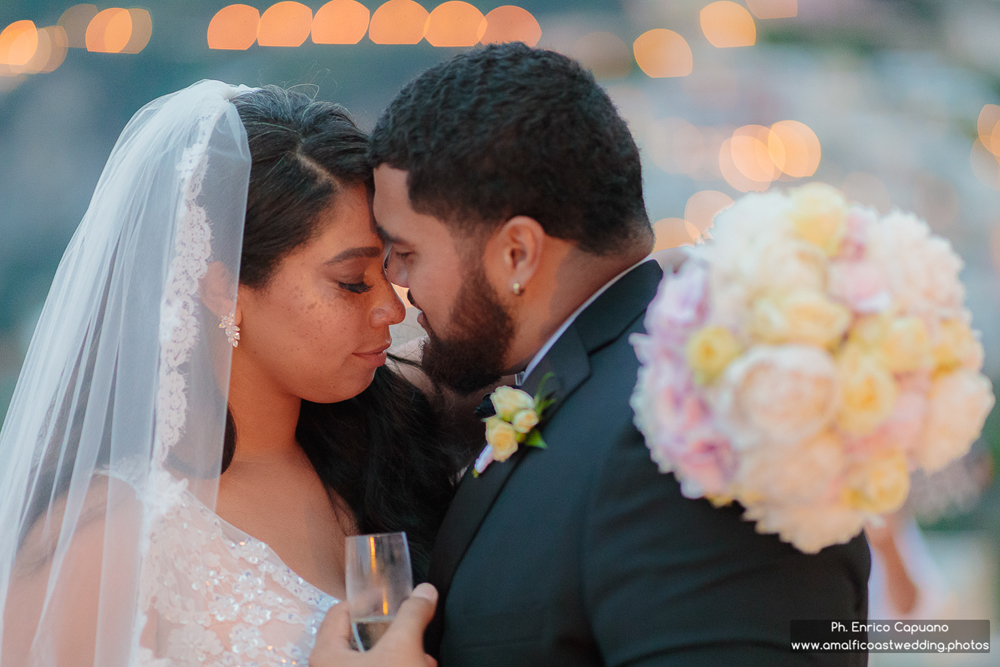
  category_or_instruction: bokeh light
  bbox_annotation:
[58,4,98,49]
[369,0,429,45]
[720,137,768,191]
[978,104,1000,156]
[479,6,540,47]
[633,29,693,78]
[121,9,152,54]
[208,5,261,50]
[731,124,780,182]
[768,120,821,178]
[86,8,132,53]
[0,21,38,74]
[700,1,756,48]
[652,218,697,251]
[746,0,798,19]
[258,2,313,47]
[685,190,733,239]
[569,32,632,80]
[25,26,69,74]
[312,0,370,45]
[424,2,486,48]
[841,171,891,213]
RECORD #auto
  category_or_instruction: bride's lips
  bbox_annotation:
[354,342,391,367]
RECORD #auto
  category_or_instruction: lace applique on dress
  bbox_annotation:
[140,488,337,666]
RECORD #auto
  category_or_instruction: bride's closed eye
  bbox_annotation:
[339,280,372,294]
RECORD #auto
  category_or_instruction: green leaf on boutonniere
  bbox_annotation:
[524,429,547,449]
[533,372,557,413]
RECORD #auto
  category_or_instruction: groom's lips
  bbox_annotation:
[354,342,391,367]
[417,311,427,329]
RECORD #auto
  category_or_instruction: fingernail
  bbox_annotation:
[412,583,438,603]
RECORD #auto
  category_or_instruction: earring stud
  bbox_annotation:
[220,312,240,348]
[512,282,524,296]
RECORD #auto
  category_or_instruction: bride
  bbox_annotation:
[0,81,459,665]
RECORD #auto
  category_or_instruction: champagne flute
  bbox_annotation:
[345,532,413,651]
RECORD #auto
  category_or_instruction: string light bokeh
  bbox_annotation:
[3,3,1000,657]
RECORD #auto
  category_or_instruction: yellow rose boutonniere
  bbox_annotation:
[473,374,555,476]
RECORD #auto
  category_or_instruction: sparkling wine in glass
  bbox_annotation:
[345,532,413,652]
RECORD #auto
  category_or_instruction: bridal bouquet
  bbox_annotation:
[630,183,994,553]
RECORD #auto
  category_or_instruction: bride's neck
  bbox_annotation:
[226,359,302,463]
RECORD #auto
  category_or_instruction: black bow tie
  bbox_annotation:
[473,394,496,418]
[472,384,524,418]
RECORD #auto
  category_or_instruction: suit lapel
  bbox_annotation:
[424,259,665,654]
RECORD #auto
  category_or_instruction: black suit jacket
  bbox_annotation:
[425,260,870,666]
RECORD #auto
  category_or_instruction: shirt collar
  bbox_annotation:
[514,257,655,386]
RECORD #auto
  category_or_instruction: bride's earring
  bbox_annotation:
[220,311,240,348]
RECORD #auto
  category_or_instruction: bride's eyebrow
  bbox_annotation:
[326,246,382,264]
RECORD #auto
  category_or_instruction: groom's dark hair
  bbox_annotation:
[369,42,653,256]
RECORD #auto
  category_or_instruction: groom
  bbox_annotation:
[319,43,870,666]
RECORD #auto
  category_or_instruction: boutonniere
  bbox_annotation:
[473,374,555,477]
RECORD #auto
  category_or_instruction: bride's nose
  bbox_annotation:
[370,277,406,327]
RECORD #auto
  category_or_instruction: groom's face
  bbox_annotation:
[373,166,514,394]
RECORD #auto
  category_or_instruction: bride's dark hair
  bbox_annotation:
[227,86,459,581]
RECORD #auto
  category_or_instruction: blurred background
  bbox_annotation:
[2,0,1000,662]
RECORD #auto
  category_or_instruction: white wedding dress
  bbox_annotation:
[0,81,342,666]
[141,484,337,666]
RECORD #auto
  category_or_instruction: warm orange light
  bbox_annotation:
[978,104,1000,156]
[0,21,38,71]
[121,9,151,54]
[746,0,797,19]
[768,120,821,178]
[208,5,261,50]
[700,1,756,48]
[647,118,704,175]
[633,29,692,78]
[424,2,485,47]
[652,218,697,251]
[479,5,540,47]
[369,0,429,45]
[59,4,98,49]
[719,138,768,192]
[86,8,131,53]
[570,32,631,80]
[258,2,313,47]
[685,190,733,239]
[731,124,779,183]
[312,0,370,44]
[24,26,69,74]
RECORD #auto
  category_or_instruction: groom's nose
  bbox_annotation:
[386,255,407,287]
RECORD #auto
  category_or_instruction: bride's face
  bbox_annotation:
[235,184,406,403]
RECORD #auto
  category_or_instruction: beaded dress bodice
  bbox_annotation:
[140,487,337,666]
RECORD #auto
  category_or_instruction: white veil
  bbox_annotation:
[0,80,252,665]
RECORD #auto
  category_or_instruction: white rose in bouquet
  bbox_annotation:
[714,345,839,449]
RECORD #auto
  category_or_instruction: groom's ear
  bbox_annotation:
[200,261,240,323]
[488,215,546,294]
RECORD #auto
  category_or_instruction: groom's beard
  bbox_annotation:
[419,265,515,396]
